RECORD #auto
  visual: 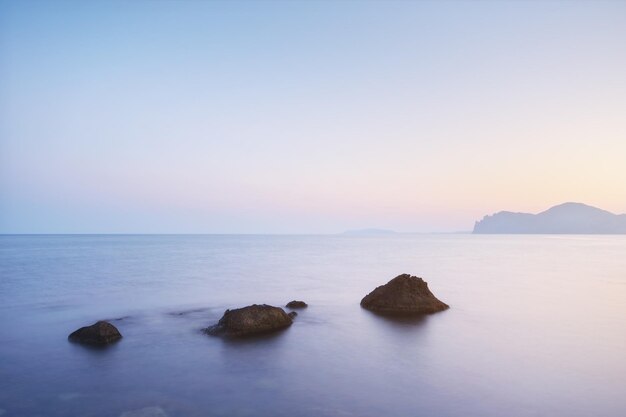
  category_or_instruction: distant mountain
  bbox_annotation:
[473,202,626,234]
[343,228,397,236]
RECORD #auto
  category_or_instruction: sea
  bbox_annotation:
[0,234,624,417]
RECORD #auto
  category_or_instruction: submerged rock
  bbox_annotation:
[205,304,294,337]
[68,321,122,345]
[360,274,449,315]
[286,300,308,309]
[288,311,298,319]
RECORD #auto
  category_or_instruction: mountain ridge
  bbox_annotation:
[473,202,626,234]
[342,228,398,236]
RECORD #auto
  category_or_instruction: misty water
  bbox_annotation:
[0,234,624,417]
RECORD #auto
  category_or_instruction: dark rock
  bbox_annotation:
[288,311,298,319]
[68,321,122,345]
[286,300,308,309]
[360,274,449,315]
[205,304,294,337]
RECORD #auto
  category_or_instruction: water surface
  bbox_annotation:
[0,234,624,416]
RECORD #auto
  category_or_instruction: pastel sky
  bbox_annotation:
[1,1,625,233]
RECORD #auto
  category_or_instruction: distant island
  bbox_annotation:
[473,202,626,234]
[342,228,398,236]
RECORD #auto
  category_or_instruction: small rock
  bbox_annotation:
[205,304,294,337]
[286,300,308,309]
[288,311,298,319]
[360,274,449,315]
[68,321,122,345]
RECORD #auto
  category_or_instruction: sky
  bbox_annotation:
[1,0,625,234]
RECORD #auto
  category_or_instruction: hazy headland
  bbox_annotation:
[473,202,626,234]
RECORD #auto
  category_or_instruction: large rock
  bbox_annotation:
[360,274,449,315]
[68,321,122,345]
[205,304,294,337]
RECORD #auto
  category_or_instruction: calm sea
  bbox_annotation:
[0,234,624,417]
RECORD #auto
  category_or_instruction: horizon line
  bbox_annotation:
[0,231,473,236]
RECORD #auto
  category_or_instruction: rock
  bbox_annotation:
[286,300,308,309]
[288,311,298,319]
[68,321,122,345]
[205,304,294,337]
[360,274,449,315]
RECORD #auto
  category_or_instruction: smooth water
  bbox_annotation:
[0,234,625,417]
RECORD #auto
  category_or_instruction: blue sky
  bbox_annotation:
[1,0,625,233]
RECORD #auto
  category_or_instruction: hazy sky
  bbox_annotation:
[1,0,625,233]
